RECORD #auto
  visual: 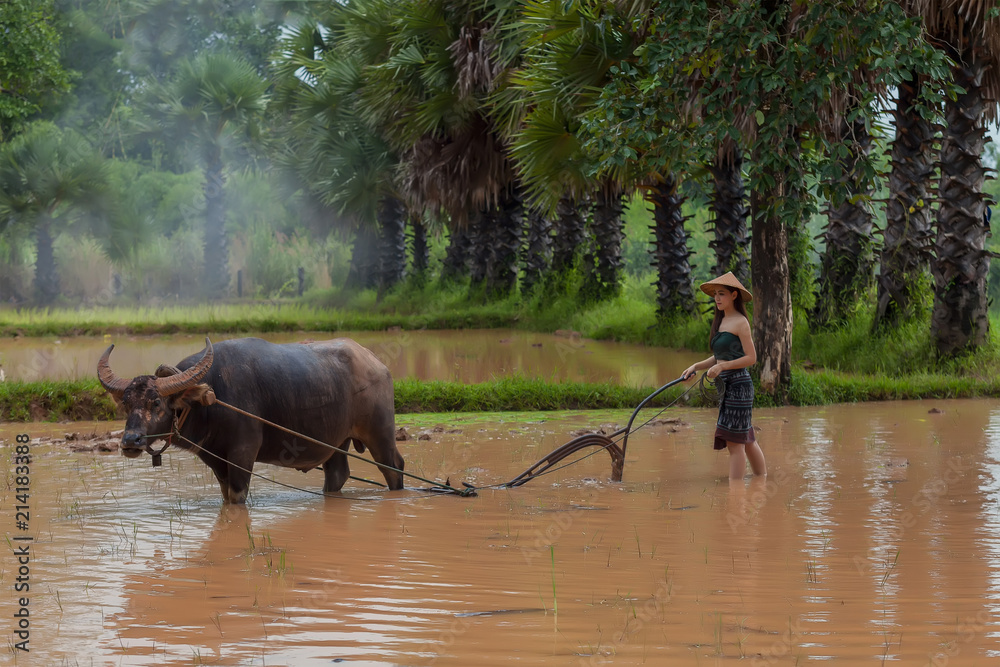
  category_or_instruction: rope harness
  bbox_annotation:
[139,375,703,499]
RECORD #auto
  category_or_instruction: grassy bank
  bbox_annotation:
[0,275,708,350]
[0,376,696,423]
[3,368,1000,424]
[4,274,1000,413]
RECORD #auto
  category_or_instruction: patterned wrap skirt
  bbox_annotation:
[713,368,756,450]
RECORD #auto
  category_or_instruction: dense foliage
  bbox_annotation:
[0,0,999,402]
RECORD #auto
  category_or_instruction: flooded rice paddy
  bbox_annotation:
[3,398,1000,665]
[0,330,702,386]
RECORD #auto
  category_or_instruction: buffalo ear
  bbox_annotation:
[154,364,182,378]
[167,383,217,409]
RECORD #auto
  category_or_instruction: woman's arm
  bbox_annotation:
[683,355,717,380]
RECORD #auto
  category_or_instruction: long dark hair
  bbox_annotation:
[709,289,749,341]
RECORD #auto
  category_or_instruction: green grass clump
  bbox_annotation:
[0,379,119,422]
[0,376,692,423]
[393,376,688,413]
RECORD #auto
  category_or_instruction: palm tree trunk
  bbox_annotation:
[812,113,875,329]
[582,190,624,302]
[487,191,522,297]
[709,142,750,284]
[202,147,229,298]
[521,206,552,294]
[648,176,695,317]
[34,216,60,305]
[931,48,992,356]
[469,207,492,288]
[409,219,429,278]
[377,196,406,297]
[875,74,936,328]
[346,224,379,289]
[441,224,471,281]
[552,195,585,275]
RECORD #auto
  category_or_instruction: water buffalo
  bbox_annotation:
[97,337,405,503]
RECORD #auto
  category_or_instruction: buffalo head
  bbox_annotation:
[98,337,215,458]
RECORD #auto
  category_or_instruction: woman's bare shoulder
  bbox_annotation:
[720,313,751,335]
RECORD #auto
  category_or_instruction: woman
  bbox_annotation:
[682,272,766,481]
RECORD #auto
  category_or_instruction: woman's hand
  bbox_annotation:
[682,365,697,380]
[706,363,724,379]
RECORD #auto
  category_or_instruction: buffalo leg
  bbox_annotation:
[220,423,260,504]
[201,455,232,501]
[224,451,257,504]
[323,441,351,493]
[355,408,405,490]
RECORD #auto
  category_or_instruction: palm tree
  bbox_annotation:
[504,2,637,301]
[0,122,109,304]
[919,0,1000,355]
[275,1,518,295]
[709,140,751,284]
[520,205,552,294]
[139,51,267,298]
[376,195,407,296]
[648,176,696,316]
[271,10,405,292]
[874,72,937,328]
[441,224,472,282]
[812,108,876,328]
[551,195,586,277]
[408,217,430,281]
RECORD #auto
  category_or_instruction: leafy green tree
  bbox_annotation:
[0,122,109,304]
[123,0,283,80]
[52,0,129,153]
[0,0,71,140]
[585,0,946,399]
[137,51,267,297]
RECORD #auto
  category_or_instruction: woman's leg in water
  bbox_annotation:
[745,441,766,476]
[726,442,747,480]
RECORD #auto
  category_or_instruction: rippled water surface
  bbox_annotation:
[3,399,1000,665]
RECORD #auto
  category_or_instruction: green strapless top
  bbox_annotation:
[711,331,745,361]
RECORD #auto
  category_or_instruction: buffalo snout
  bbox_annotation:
[121,431,146,457]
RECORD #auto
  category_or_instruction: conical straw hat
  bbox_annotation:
[699,271,752,302]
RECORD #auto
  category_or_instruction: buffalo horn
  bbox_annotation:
[154,337,214,396]
[97,344,132,399]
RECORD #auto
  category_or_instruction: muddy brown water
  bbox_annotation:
[0,330,702,386]
[3,399,1000,665]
